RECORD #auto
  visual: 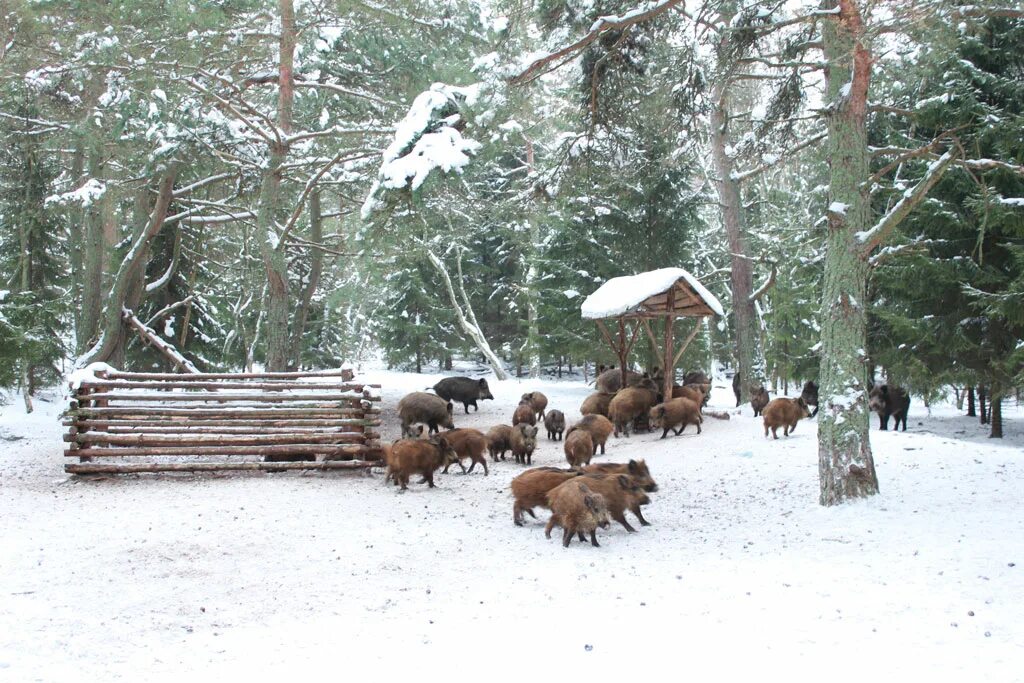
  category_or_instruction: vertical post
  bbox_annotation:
[618,318,628,389]
[663,288,675,402]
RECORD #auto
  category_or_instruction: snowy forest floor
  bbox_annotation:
[1,368,1022,681]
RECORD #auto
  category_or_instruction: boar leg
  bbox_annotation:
[425,470,436,488]
[479,458,489,476]
[660,428,670,439]
[632,505,651,526]
[545,515,557,539]
[589,530,600,547]
[577,531,587,543]
[614,512,636,533]
[599,441,606,455]
[764,424,769,438]
[562,526,575,548]
[696,420,702,434]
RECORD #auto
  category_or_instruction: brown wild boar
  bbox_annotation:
[440,428,489,476]
[510,466,583,526]
[510,423,538,465]
[384,436,460,491]
[750,386,770,417]
[580,391,614,417]
[485,424,513,461]
[581,459,657,492]
[398,392,455,436]
[649,397,703,438]
[762,397,812,439]
[578,473,652,532]
[563,429,594,468]
[565,414,614,455]
[545,480,611,548]
[512,401,536,427]
[544,409,566,440]
[595,367,643,394]
[521,391,549,420]
[671,383,706,407]
[607,378,659,437]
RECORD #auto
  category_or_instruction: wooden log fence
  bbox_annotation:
[64,367,381,475]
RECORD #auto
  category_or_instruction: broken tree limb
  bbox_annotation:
[144,296,194,328]
[122,308,201,373]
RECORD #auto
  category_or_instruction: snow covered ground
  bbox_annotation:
[1,369,1022,681]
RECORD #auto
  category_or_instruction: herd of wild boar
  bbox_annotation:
[381,370,912,547]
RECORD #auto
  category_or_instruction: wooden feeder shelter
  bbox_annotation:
[581,267,724,400]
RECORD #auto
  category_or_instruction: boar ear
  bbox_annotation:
[577,483,591,494]
[584,495,598,513]
[617,474,630,489]
[446,402,454,414]
[437,436,448,449]
[479,378,487,387]
[628,460,638,473]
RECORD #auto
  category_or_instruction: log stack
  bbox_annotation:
[63,367,382,475]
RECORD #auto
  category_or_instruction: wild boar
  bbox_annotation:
[672,383,706,407]
[577,473,652,532]
[580,392,614,417]
[544,409,566,440]
[384,436,460,490]
[648,397,703,438]
[868,383,910,431]
[762,397,812,439]
[750,385,770,417]
[485,424,513,461]
[398,392,455,436]
[595,368,644,394]
[512,401,537,427]
[563,429,594,468]
[521,391,548,420]
[581,459,657,492]
[607,378,659,437]
[683,370,710,386]
[565,414,614,455]
[432,376,494,414]
[732,372,742,407]
[510,466,582,526]
[544,480,611,548]
[510,423,538,465]
[440,428,489,476]
[801,381,819,417]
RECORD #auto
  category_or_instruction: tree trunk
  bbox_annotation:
[978,385,988,424]
[523,136,542,379]
[817,0,878,506]
[288,189,324,370]
[710,61,763,404]
[989,390,1002,438]
[966,385,976,416]
[79,143,105,352]
[259,0,296,372]
[77,167,179,368]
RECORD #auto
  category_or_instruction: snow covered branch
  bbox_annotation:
[172,172,236,197]
[749,261,777,302]
[511,0,686,86]
[856,150,957,256]
[731,131,827,183]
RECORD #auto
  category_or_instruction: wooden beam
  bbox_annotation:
[673,319,704,368]
[66,460,382,474]
[641,319,662,359]
[595,320,618,357]
[663,288,676,401]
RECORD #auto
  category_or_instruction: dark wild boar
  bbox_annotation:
[595,368,643,394]
[398,392,455,436]
[485,424,513,461]
[544,480,611,548]
[648,397,702,438]
[565,414,614,455]
[581,459,658,492]
[510,467,583,526]
[510,423,538,465]
[800,381,819,417]
[868,384,910,431]
[521,391,548,420]
[431,376,494,414]
[564,429,594,468]
[544,409,566,440]
[440,428,489,476]
[750,386,770,417]
[762,397,812,439]
[384,436,460,490]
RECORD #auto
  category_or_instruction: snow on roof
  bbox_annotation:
[581,267,725,319]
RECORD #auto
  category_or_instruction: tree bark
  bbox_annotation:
[989,389,1002,438]
[708,11,765,404]
[966,385,976,416]
[817,0,878,506]
[259,0,296,371]
[288,189,324,369]
[978,385,988,424]
[79,143,105,352]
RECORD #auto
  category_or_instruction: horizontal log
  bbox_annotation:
[102,369,360,381]
[68,407,380,419]
[64,419,379,430]
[66,444,373,457]
[96,426,371,436]
[71,391,375,403]
[66,459,381,474]
[68,431,375,446]
[76,380,372,392]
